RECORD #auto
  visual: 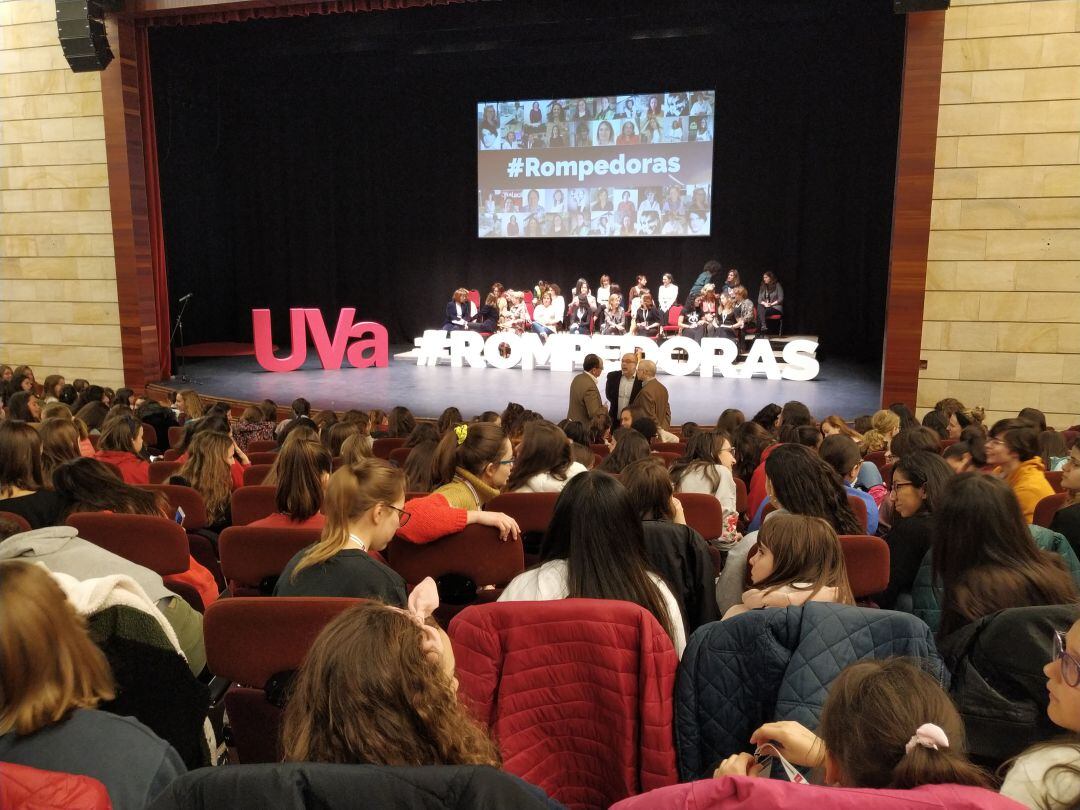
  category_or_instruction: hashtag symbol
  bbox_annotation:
[416,330,449,366]
[507,157,524,178]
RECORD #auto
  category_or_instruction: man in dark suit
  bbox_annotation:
[630,359,671,431]
[605,352,643,424]
[567,354,606,425]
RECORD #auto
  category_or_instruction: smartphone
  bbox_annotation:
[174,506,186,526]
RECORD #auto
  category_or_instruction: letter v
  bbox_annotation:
[306,308,355,370]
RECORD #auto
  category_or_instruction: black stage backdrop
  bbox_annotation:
[150,0,905,365]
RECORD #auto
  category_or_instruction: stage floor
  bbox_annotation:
[154,348,881,423]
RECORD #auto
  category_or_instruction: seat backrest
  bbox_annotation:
[88,433,100,449]
[734,477,748,516]
[467,289,480,310]
[242,464,273,486]
[247,439,278,453]
[1046,470,1065,493]
[838,535,889,598]
[0,511,31,533]
[1034,492,1069,529]
[231,485,278,526]
[486,492,559,534]
[591,443,611,458]
[148,460,183,485]
[204,597,363,763]
[845,493,869,533]
[388,446,411,468]
[66,513,189,576]
[372,437,406,459]
[139,484,207,530]
[651,451,679,468]
[246,451,278,466]
[652,442,685,455]
[864,450,887,475]
[168,425,185,449]
[386,524,523,588]
[674,492,725,540]
[219,526,322,595]
[666,305,682,327]
[139,422,158,448]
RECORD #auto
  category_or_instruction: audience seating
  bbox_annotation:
[759,494,868,534]
[149,460,183,484]
[652,451,679,468]
[67,513,189,577]
[882,461,896,488]
[388,446,411,467]
[140,422,158,448]
[168,426,185,448]
[231,486,277,526]
[487,491,558,566]
[864,450,887,475]
[219,526,322,596]
[1046,470,1065,493]
[140,484,225,591]
[204,597,363,763]
[591,443,611,458]
[652,442,686,454]
[674,493,726,574]
[163,448,181,462]
[838,535,890,599]
[0,511,31,533]
[88,434,100,449]
[242,464,272,486]
[247,439,278,453]
[246,451,278,466]
[372,437,406,459]
[733,477,748,517]
[1034,492,1069,529]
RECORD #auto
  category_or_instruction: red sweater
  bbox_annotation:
[396,493,468,544]
[175,452,247,490]
[94,449,150,485]
[248,512,326,529]
[0,763,111,810]
[746,442,781,518]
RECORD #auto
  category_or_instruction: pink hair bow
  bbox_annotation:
[904,723,949,754]
[405,576,444,658]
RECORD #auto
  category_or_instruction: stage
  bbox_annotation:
[148,348,881,424]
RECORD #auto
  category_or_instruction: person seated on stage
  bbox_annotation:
[249,439,331,530]
[507,421,588,494]
[498,290,530,335]
[54,457,219,610]
[530,289,562,338]
[598,427,651,474]
[93,413,151,485]
[733,285,757,344]
[757,270,784,333]
[597,274,612,303]
[275,459,409,604]
[657,273,679,315]
[565,293,595,335]
[630,292,662,339]
[720,268,741,299]
[716,292,740,340]
[628,274,648,305]
[280,589,501,770]
[0,562,187,809]
[499,470,686,656]
[572,278,598,311]
[395,422,520,544]
[442,288,475,333]
[467,292,499,334]
[0,421,70,529]
[599,293,627,335]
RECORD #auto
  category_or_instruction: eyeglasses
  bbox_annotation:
[892,480,918,492]
[498,458,515,466]
[1055,630,1080,688]
[985,438,1005,447]
[385,504,411,527]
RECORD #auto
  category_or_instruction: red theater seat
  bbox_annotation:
[66,513,189,577]
[140,422,158,448]
[0,511,31,533]
[148,460,182,484]
[591,443,611,458]
[734,477,748,517]
[219,526,322,596]
[372,437,406,459]
[652,451,679,468]
[487,492,559,535]
[247,439,278,453]
[1035,492,1069,529]
[653,442,686,454]
[662,305,682,335]
[168,425,185,449]
[242,464,272,486]
[674,492,726,574]
[1046,471,1065,493]
[204,597,363,763]
[231,486,277,526]
[839,534,890,599]
[864,450,887,475]
[139,484,224,591]
[388,446,412,467]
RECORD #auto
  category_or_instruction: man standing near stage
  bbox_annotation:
[605,352,642,424]
[630,359,671,433]
[567,354,606,425]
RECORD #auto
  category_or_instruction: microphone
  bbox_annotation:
[178,292,194,303]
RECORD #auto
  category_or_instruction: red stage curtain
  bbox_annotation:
[148,0,470,27]
[136,26,173,380]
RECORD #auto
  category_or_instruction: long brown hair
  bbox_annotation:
[822,414,863,443]
[0,420,44,495]
[53,457,168,517]
[0,561,115,735]
[621,456,675,521]
[291,459,405,578]
[430,421,507,488]
[97,413,143,456]
[752,514,855,604]
[670,430,727,493]
[176,430,233,524]
[271,439,331,522]
[506,421,572,491]
[281,601,499,767]
[178,390,205,418]
[39,418,83,486]
[818,658,989,789]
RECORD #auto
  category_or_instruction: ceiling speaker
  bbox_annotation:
[56,0,114,72]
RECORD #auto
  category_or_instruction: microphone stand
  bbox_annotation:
[170,296,197,384]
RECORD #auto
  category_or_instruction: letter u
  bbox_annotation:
[253,308,308,373]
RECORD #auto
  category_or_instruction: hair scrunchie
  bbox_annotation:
[454,424,468,446]
[904,723,949,754]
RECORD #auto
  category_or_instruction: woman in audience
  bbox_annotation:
[889,402,920,432]
[723,514,854,619]
[1019,407,1048,433]
[0,421,69,528]
[5,390,41,423]
[862,409,900,454]
[275,460,409,604]
[734,420,773,485]
[715,659,989,790]
[74,399,109,434]
[402,441,438,493]
[368,408,390,437]
[41,374,65,404]
[819,435,882,533]
[436,407,463,436]
[94,413,150,485]
[670,430,738,539]
[321,421,361,458]
[396,422,520,543]
[1051,436,1080,557]
[820,414,863,444]
[716,408,744,436]
[921,409,950,439]
[176,390,205,422]
[1000,616,1080,807]
[987,418,1054,522]
[889,426,942,463]
[42,402,95,456]
[944,439,979,473]
[0,562,186,809]
[405,422,440,447]
[281,596,500,768]
[338,432,374,464]
[277,398,316,444]
[622,458,718,633]
[597,427,651,474]
[387,405,417,438]
[39,418,83,485]
[506,421,587,493]
[314,409,338,437]
[500,470,686,655]
[557,418,599,469]
[748,443,863,535]
[250,440,331,529]
[171,431,239,530]
[231,405,276,452]
[1040,430,1070,472]
[934,473,1078,638]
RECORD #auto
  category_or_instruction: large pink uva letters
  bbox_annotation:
[252,308,389,372]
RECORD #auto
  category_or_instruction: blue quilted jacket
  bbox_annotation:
[674,603,944,781]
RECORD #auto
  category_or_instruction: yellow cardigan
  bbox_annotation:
[1006,457,1055,523]
[433,467,500,511]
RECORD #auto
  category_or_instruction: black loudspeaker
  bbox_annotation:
[56,0,113,73]
[893,0,950,12]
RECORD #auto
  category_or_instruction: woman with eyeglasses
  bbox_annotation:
[670,430,738,542]
[986,418,1056,523]
[1001,618,1080,808]
[275,459,409,605]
